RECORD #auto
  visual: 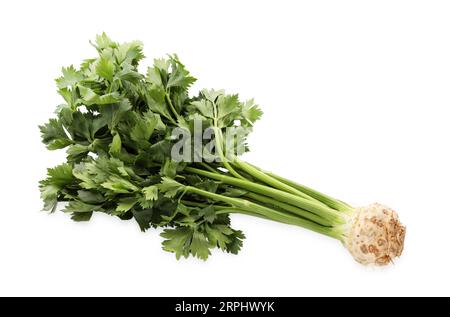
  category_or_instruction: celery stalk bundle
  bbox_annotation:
[39,34,405,265]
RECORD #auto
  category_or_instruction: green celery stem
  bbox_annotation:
[184,167,344,225]
[264,170,353,213]
[233,158,323,204]
[185,186,338,238]
[244,192,332,226]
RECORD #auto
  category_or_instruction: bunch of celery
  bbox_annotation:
[40,34,405,264]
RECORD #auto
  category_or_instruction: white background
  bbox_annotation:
[0,0,449,296]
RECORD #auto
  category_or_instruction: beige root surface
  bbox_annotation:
[344,203,405,265]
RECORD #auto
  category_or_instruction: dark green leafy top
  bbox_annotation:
[39,34,262,260]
